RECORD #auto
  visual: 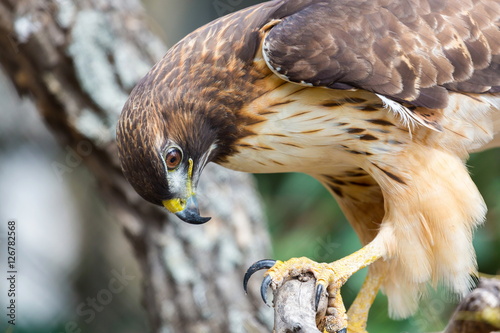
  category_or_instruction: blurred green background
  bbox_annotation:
[0,1,498,333]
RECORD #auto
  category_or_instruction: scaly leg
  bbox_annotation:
[347,267,385,333]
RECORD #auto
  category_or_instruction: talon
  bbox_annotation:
[261,274,273,306]
[243,259,276,293]
[337,328,347,333]
[315,283,324,311]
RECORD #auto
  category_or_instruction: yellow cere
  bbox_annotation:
[163,198,186,213]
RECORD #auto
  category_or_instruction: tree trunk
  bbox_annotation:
[0,0,272,332]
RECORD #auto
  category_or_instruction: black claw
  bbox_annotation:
[261,274,273,306]
[315,284,324,311]
[243,259,276,293]
[337,328,347,333]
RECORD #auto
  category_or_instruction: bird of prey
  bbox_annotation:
[116,0,500,331]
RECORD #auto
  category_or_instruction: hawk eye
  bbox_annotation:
[165,148,182,170]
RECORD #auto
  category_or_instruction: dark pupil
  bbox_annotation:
[167,150,180,169]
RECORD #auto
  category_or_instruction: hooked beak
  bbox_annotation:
[162,158,211,225]
[163,196,211,224]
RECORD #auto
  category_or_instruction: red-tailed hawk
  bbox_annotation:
[116,0,500,331]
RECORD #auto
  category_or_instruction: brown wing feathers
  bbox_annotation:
[263,0,500,110]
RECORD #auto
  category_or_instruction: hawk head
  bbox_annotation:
[115,4,272,225]
[116,81,226,224]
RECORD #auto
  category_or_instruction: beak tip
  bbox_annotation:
[164,196,210,225]
[200,216,212,224]
[175,211,211,225]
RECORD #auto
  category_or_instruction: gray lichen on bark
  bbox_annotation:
[69,10,129,115]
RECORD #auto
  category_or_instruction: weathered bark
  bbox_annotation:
[0,0,272,332]
[272,276,343,333]
[272,273,328,333]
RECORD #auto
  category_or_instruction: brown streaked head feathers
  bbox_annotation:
[116,1,290,205]
[116,80,232,205]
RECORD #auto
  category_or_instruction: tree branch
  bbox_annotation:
[273,273,327,333]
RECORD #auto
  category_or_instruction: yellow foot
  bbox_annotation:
[244,257,344,305]
[244,239,386,333]
[244,257,349,332]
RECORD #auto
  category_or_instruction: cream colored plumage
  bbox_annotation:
[222,62,499,318]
